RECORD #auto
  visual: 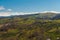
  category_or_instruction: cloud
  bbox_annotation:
[0,6,5,10]
[0,12,30,16]
[40,11,60,13]
[0,12,38,16]
[0,6,12,12]
[8,9,12,11]
[0,12,11,16]
[0,11,60,16]
[11,12,36,15]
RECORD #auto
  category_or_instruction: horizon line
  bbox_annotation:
[0,11,60,16]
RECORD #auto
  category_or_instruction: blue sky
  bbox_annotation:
[0,0,60,12]
[0,0,60,16]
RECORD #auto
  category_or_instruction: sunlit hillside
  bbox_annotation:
[0,12,60,40]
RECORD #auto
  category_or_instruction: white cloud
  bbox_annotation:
[11,12,36,15]
[0,11,60,16]
[8,9,12,11]
[0,6,5,10]
[40,11,60,13]
[0,12,38,16]
[0,6,12,11]
[0,12,11,16]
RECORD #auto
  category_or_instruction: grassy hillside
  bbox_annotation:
[0,17,60,40]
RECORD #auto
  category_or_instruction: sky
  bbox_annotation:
[0,0,60,16]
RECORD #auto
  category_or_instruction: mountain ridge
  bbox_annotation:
[0,12,60,20]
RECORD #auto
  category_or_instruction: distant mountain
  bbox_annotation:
[52,14,60,19]
[0,12,60,20]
